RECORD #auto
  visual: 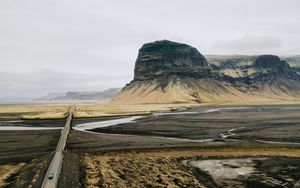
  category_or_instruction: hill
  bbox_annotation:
[37,88,120,101]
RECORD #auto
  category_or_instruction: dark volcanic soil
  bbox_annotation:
[0,119,65,127]
[0,130,60,164]
[84,104,300,143]
[0,120,62,187]
[184,157,300,188]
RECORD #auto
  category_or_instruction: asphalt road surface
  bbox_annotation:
[41,106,74,188]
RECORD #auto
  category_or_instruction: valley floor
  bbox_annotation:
[0,103,300,187]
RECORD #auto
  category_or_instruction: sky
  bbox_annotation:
[1,0,300,99]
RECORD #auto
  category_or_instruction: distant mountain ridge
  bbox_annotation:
[37,88,120,101]
[206,55,300,72]
[111,40,300,104]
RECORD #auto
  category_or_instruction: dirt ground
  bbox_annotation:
[58,152,82,188]
[2,154,53,188]
[82,154,205,188]
[184,157,300,187]
[80,148,300,188]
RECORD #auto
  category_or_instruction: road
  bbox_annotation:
[41,106,75,188]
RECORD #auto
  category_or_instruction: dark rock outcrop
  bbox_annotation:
[249,55,299,81]
[208,54,300,82]
[252,55,291,73]
[134,40,212,80]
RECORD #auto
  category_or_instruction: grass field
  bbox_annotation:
[74,101,300,119]
[73,103,200,118]
[0,103,69,120]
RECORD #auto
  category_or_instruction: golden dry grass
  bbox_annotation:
[21,111,67,120]
[0,104,69,119]
[0,104,67,113]
[82,154,205,188]
[87,147,300,159]
[73,111,152,118]
[110,78,300,105]
[74,103,200,118]
[0,163,25,187]
[74,98,300,119]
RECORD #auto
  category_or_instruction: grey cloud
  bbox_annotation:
[1,0,300,99]
[211,35,283,55]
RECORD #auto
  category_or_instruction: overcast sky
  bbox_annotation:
[1,0,300,99]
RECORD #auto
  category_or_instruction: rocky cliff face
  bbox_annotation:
[112,40,300,104]
[134,40,212,80]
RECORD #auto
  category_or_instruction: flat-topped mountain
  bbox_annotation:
[112,40,300,104]
[134,40,212,80]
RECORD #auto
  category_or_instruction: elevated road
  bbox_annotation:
[41,106,75,188]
